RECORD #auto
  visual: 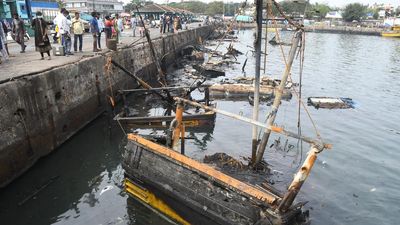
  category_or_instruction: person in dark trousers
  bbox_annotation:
[12,13,26,53]
[72,12,84,52]
[104,15,112,46]
[96,13,104,50]
[89,12,100,52]
[31,11,52,60]
[1,20,10,56]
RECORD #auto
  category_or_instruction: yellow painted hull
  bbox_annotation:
[381,32,400,37]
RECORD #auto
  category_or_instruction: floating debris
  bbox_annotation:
[100,185,114,196]
[307,97,355,109]
[209,83,292,99]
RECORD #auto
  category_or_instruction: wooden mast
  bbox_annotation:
[254,30,303,165]
[251,0,263,163]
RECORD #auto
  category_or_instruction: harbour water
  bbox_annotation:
[0,30,399,225]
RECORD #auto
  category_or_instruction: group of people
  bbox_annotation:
[159,14,186,34]
[0,9,130,63]
[129,16,145,37]
[53,8,106,55]
[0,14,27,64]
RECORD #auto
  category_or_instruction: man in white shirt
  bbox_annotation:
[130,16,137,37]
[97,14,104,50]
[117,15,123,43]
[60,10,72,55]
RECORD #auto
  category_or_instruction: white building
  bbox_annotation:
[62,0,124,14]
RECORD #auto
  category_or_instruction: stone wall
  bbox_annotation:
[0,26,212,187]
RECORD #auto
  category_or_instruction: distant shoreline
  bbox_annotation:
[233,22,383,36]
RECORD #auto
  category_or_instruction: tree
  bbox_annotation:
[312,3,330,18]
[205,1,224,16]
[124,3,135,13]
[342,3,367,22]
[56,0,64,9]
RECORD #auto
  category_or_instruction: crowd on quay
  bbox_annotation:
[0,8,130,63]
[0,9,194,64]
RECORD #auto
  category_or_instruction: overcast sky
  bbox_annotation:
[121,0,399,8]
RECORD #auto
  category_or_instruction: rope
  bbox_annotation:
[104,56,115,108]
[266,1,322,140]
[272,0,304,31]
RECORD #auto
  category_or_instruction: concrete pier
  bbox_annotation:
[0,25,213,187]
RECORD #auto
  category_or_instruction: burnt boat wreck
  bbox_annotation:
[122,97,331,225]
[118,1,333,225]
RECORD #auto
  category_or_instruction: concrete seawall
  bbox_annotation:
[0,26,213,188]
[304,26,382,36]
[233,22,382,36]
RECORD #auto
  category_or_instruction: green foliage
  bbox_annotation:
[124,3,135,13]
[205,1,223,15]
[309,3,330,18]
[280,0,309,15]
[342,3,367,22]
[168,1,239,16]
[56,0,64,9]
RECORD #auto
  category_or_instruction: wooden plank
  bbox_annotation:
[127,134,279,205]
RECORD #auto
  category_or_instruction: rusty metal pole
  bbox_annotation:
[251,0,263,163]
[254,30,303,165]
[277,145,322,212]
[172,100,184,151]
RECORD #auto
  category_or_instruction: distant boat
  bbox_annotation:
[381,25,400,38]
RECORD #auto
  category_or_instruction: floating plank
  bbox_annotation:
[307,97,355,109]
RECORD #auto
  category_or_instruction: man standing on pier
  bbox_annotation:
[12,13,26,53]
[72,12,84,52]
[60,10,72,55]
[89,12,100,52]
[130,15,137,37]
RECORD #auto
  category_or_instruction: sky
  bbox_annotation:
[121,0,400,8]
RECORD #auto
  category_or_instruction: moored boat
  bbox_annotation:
[381,25,400,37]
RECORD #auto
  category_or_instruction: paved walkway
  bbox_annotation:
[0,23,202,83]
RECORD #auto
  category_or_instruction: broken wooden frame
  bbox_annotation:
[172,97,331,212]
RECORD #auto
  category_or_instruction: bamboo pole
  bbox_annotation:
[135,6,170,92]
[173,97,331,148]
[251,0,263,163]
[254,30,303,165]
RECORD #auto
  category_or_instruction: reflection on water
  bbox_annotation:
[0,30,399,225]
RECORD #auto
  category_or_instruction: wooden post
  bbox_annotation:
[172,100,184,151]
[277,145,321,212]
[251,0,263,163]
[136,6,168,87]
[254,30,303,165]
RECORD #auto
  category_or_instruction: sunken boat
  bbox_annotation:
[121,1,332,224]
[122,97,331,225]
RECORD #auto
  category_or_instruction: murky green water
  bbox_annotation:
[1,30,399,225]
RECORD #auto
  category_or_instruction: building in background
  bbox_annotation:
[62,0,123,14]
[0,0,58,20]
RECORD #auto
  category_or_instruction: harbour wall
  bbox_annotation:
[0,26,213,188]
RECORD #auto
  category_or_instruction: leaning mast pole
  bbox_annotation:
[255,30,303,164]
[251,0,263,163]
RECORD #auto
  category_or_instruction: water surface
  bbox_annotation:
[0,30,399,225]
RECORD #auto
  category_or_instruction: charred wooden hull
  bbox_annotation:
[115,112,216,133]
[122,134,307,225]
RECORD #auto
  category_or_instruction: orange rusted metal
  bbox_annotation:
[172,101,184,151]
[270,126,284,133]
[127,134,280,205]
[277,145,320,212]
